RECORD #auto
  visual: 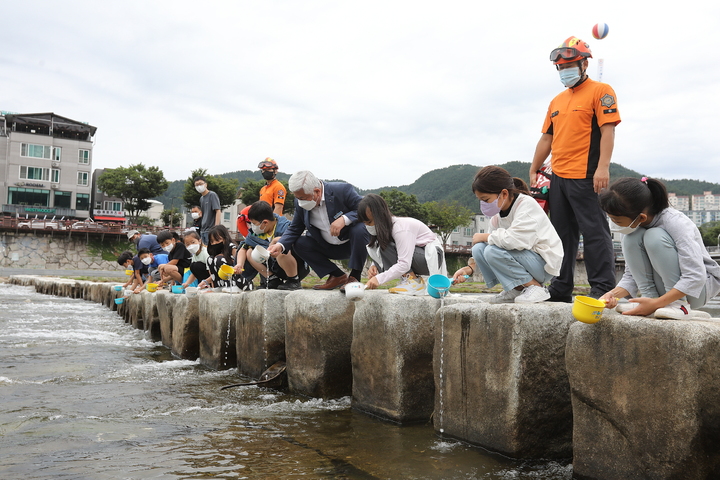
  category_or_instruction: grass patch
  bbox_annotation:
[86,238,135,262]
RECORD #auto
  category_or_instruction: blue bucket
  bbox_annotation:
[114,297,124,305]
[427,275,452,298]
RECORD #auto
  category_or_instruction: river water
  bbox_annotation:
[0,283,573,480]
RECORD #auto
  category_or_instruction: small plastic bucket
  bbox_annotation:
[125,269,133,276]
[427,275,452,299]
[113,285,123,291]
[171,285,184,294]
[572,295,606,324]
[344,282,365,301]
[185,287,198,297]
[114,297,124,305]
[146,283,159,293]
[251,245,270,264]
[218,264,235,280]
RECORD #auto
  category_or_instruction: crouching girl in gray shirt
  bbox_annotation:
[599,177,720,319]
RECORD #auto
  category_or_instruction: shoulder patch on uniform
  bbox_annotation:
[277,189,285,199]
[600,94,615,108]
[603,108,617,114]
[551,110,559,118]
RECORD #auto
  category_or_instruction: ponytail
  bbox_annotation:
[599,177,669,218]
[473,166,529,196]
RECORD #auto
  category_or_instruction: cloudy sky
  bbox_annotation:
[2,1,719,190]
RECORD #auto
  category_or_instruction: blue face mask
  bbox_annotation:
[559,67,581,88]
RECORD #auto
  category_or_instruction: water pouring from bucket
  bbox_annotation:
[427,275,452,299]
[218,264,235,281]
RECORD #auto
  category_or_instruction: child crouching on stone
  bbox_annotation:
[203,225,252,291]
[461,165,563,304]
[599,177,720,319]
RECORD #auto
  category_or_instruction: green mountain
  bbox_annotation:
[153,163,720,212]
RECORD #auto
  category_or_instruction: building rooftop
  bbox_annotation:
[2,112,96,140]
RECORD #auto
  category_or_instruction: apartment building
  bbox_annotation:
[668,192,690,211]
[0,112,96,219]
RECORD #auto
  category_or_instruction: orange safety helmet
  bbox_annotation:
[550,37,593,65]
[236,205,251,237]
[258,157,278,171]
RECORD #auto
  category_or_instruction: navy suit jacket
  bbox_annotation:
[279,181,363,248]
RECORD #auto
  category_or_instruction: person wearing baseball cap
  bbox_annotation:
[127,229,163,255]
[529,36,621,303]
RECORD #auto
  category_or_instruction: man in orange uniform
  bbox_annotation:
[529,36,621,302]
[258,158,286,215]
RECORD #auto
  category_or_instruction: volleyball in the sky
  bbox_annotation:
[592,23,609,40]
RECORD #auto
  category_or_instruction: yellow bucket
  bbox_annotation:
[146,283,159,293]
[572,295,606,324]
[218,264,235,280]
[125,269,133,276]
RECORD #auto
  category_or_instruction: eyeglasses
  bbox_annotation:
[549,47,590,63]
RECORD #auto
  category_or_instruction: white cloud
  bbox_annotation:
[1,0,719,190]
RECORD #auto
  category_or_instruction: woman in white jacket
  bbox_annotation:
[454,166,563,303]
[358,194,446,295]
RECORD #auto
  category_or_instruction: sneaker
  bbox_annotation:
[654,300,697,320]
[489,288,523,304]
[389,274,426,296]
[515,285,551,304]
[267,275,283,289]
[616,302,640,314]
[277,278,302,291]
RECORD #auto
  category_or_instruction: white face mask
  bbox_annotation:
[195,185,207,194]
[559,66,581,88]
[191,212,200,219]
[186,243,200,255]
[162,243,174,253]
[297,198,316,211]
[365,224,377,235]
[251,222,264,235]
[610,214,642,235]
[141,256,152,265]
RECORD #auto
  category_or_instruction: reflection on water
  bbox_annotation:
[0,283,572,479]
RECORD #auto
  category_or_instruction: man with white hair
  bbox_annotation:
[267,170,369,290]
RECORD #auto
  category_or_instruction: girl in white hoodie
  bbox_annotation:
[453,166,563,303]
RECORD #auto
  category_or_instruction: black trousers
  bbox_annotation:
[293,222,369,278]
[548,174,615,298]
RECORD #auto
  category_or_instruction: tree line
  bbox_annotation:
[97,164,475,243]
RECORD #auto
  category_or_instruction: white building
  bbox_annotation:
[0,112,96,220]
[668,192,690,211]
[446,214,489,248]
[691,191,720,211]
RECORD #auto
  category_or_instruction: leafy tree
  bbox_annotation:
[239,179,266,206]
[161,208,183,227]
[699,221,720,247]
[424,200,474,245]
[182,168,239,210]
[135,215,156,227]
[97,164,169,221]
[378,189,428,222]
